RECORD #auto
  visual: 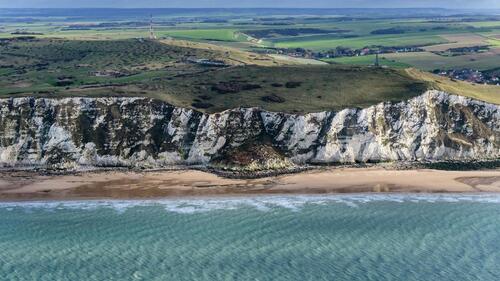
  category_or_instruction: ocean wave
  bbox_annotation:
[2,194,500,213]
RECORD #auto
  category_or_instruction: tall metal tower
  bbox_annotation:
[374,52,380,67]
[149,14,157,40]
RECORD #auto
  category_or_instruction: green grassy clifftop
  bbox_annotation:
[0,38,498,113]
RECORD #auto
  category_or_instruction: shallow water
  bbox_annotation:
[1,194,500,280]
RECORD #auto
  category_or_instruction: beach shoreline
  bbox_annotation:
[1,167,499,201]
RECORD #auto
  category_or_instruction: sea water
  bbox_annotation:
[1,194,499,280]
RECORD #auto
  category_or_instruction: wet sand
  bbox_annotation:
[0,167,499,200]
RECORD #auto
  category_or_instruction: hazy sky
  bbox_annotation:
[1,0,499,9]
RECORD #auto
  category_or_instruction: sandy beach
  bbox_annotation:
[0,167,499,200]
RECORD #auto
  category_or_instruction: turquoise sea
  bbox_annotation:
[1,194,500,280]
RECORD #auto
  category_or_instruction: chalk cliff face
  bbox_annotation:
[0,90,498,169]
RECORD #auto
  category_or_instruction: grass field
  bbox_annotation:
[0,64,431,113]
[273,34,449,50]
[0,21,240,41]
[462,21,500,28]
[150,65,432,113]
[383,51,500,71]
[422,33,491,52]
[487,38,500,47]
[157,29,238,41]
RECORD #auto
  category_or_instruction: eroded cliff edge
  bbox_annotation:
[0,90,498,171]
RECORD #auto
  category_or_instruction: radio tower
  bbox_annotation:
[149,14,157,40]
[374,52,380,67]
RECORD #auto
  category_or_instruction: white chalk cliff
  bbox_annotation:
[0,90,498,169]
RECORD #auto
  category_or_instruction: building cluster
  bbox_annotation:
[0,36,37,44]
[435,45,489,56]
[259,45,423,59]
[90,70,129,78]
[187,58,228,67]
[435,69,500,85]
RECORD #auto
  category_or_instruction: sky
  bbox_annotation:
[1,0,499,9]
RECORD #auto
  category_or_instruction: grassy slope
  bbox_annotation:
[0,39,292,95]
[0,39,497,114]
[159,29,238,41]
[141,65,430,113]
[126,66,500,112]
[158,39,295,66]
[406,68,500,105]
[9,65,497,114]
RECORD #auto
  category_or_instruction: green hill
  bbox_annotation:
[0,38,497,113]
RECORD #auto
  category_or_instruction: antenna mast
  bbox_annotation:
[149,14,157,40]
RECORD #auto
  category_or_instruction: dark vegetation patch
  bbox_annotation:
[201,19,228,23]
[198,95,212,100]
[419,160,500,171]
[260,22,294,26]
[253,17,295,22]
[63,21,175,30]
[55,79,74,86]
[370,28,407,35]
[211,82,262,94]
[285,81,302,88]
[0,38,222,72]
[484,67,500,77]
[405,82,428,92]
[11,31,44,35]
[212,142,292,171]
[447,45,489,53]
[435,45,490,57]
[244,28,348,39]
[191,101,213,109]
[261,94,286,103]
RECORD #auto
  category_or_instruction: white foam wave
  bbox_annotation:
[2,194,500,214]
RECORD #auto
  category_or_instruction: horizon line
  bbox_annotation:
[0,7,490,10]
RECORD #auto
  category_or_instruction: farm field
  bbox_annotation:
[0,27,241,42]
[422,33,492,52]
[486,35,500,47]
[273,34,449,50]
[383,50,500,71]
